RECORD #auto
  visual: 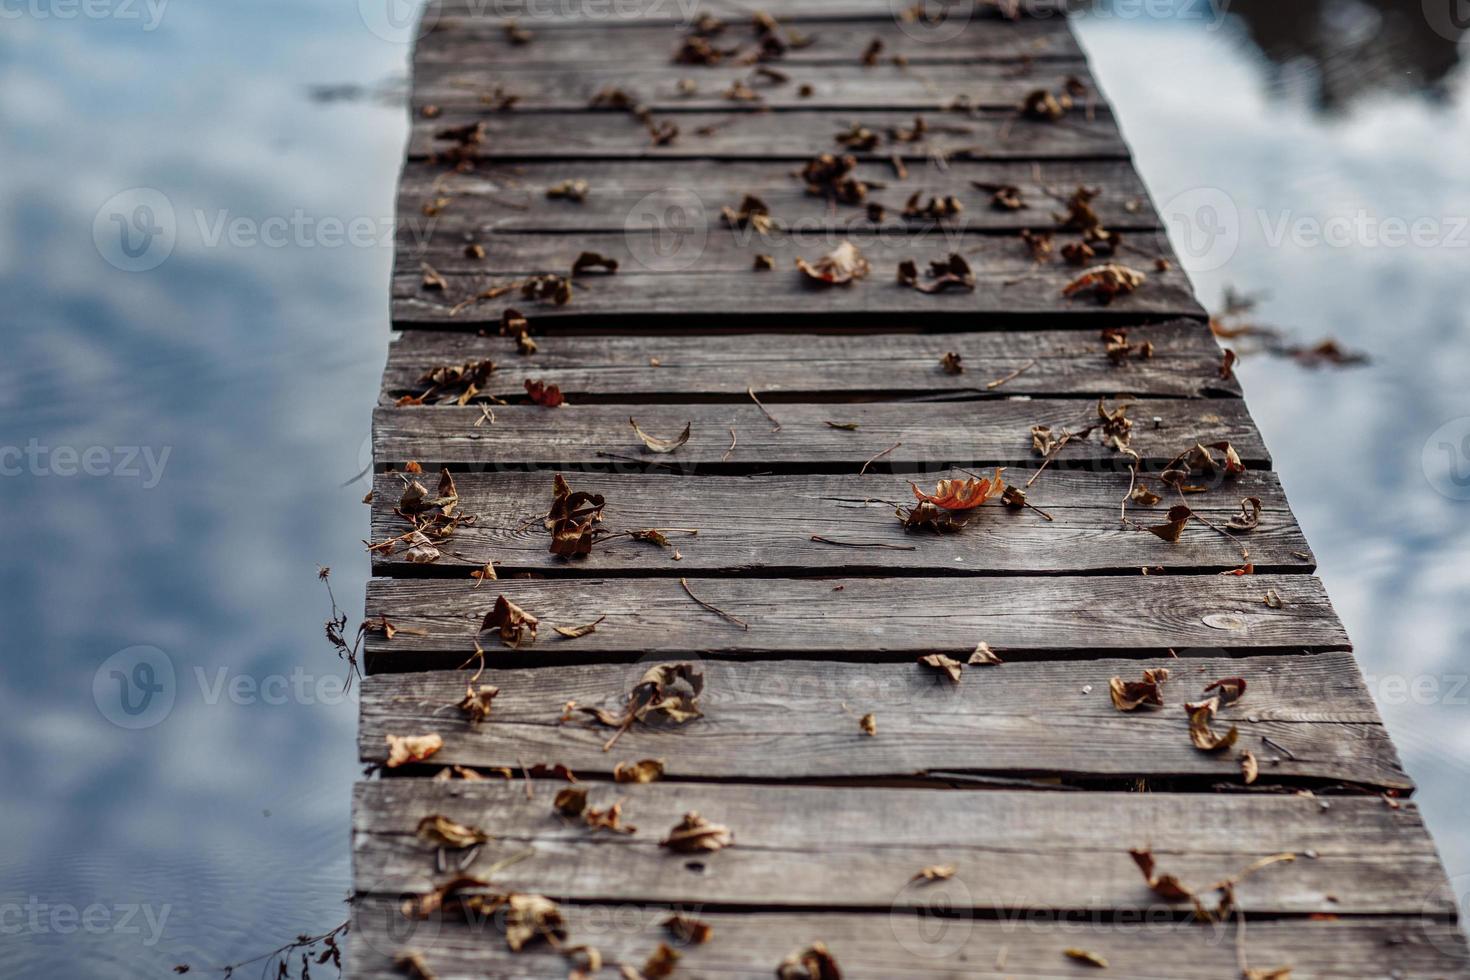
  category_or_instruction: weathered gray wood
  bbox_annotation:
[420,13,1083,66]
[351,781,1451,915]
[399,226,1180,276]
[413,60,1097,111]
[394,230,1201,323]
[431,0,1070,22]
[397,158,1163,234]
[372,398,1262,469]
[368,468,1307,576]
[362,574,1348,669]
[382,322,1234,400]
[350,903,1470,979]
[358,652,1407,788]
[408,108,1124,160]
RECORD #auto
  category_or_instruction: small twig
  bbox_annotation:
[810,535,917,551]
[1261,735,1297,760]
[985,358,1036,390]
[679,577,748,630]
[723,426,737,463]
[518,757,534,799]
[474,403,496,426]
[747,386,782,431]
[859,441,901,476]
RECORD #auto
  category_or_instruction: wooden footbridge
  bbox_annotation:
[350,2,1469,976]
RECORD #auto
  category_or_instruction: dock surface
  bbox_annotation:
[350,3,1469,976]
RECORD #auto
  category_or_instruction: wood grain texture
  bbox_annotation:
[368,468,1307,576]
[412,60,1098,111]
[397,158,1164,235]
[362,573,1348,669]
[372,398,1263,469]
[358,652,1407,788]
[381,322,1234,400]
[408,108,1124,161]
[394,230,1202,323]
[351,781,1450,915]
[420,13,1082,66]
[349,903,1470,980]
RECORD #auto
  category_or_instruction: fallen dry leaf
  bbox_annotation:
[662,913,713,945]
[480,595,539,648]
[859,713,877,736]
[1204,676,1248,707]
[385,733,443,769]
[571,251,618,275]
[614,758,666,783]
[502,893,566,952]
[1240,749,1259,785]
[524,378,565,408]
[1063,263,1146,305]
[630,418,692,454]
[403,530,442,564]
[1147,504,1193,543]
[910,469,1005,511]
[416,814,490,849]
[660,811,733,853]
[1108,667,1170,711]
[1186,696,1239,752]
[554,785,588,817]
[1064,948,1108,968]
[458,682,499,724]
[939,351,963,374]
[918,653,964,685]
[898,254,975,293]
[554,616,606,639]
[776,942,841,980]
[912,865,956,883]
[795,241,870,285]
[640,942,680,978]
[968,642,1003,666]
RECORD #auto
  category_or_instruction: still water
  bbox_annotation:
[0,2,1465,976]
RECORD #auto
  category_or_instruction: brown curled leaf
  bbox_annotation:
[660,811,733,853]
[417,814,490,849]
[918,653,964,685]
[613,758,665,784]
[795,241,870,285]
[385,733,443,769]
[1109,667,1170,711]
[480,595,539,648]
[630,418,692,454]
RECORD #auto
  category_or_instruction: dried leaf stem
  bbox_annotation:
[679,577,748,630]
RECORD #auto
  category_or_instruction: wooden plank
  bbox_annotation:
[397,158,1164,235]
[412,60,1097,111]
[349,903,1470,980]
[395,230,1201,323]
[419,15,1083,66]
[368,468,1307,576]
[362,574,1348,669]
[358,652,1407,789]
[431,0,1070,21]
[381,322,1233,400]
[351,781,1451,915]
[372,398,1262,469]
[408,108,1125,161]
